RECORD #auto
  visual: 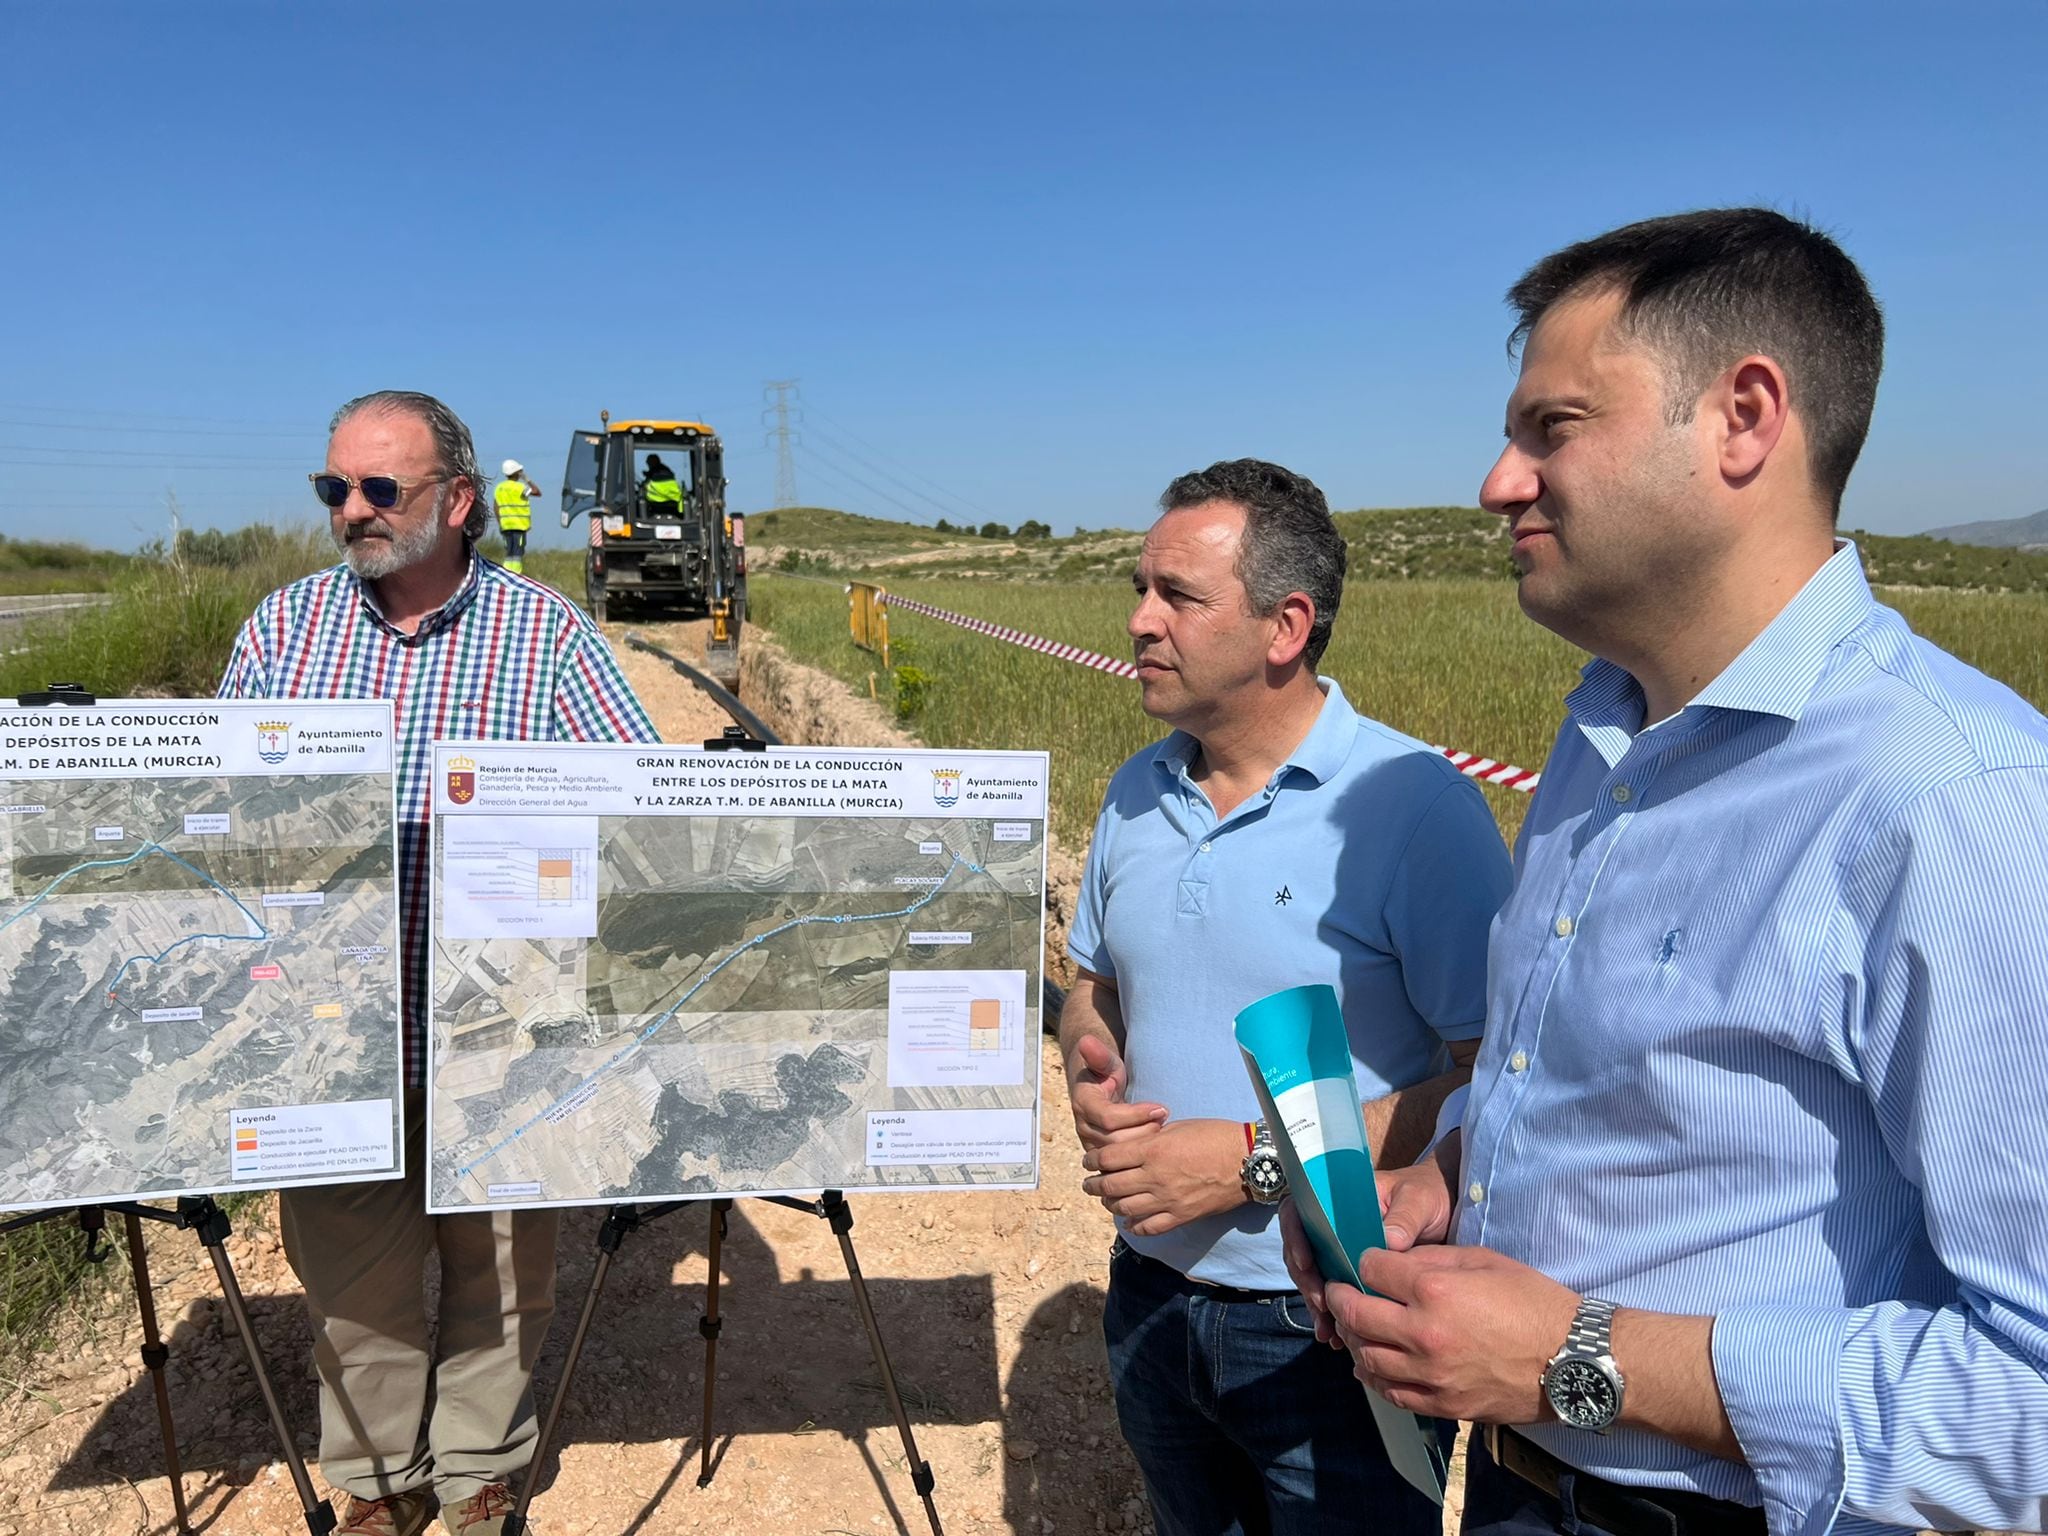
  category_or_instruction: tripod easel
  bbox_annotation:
[0,1197,337,1535]
[502,725,942,1535]
[1,685,337,1535]
[504,1192,941,1536]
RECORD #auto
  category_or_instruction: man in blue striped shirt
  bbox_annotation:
[220,391,657,1536]
[1289,210,2048,1536]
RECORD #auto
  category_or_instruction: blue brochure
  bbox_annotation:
[1234,983,1449,1505]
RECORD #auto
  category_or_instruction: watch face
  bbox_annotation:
[1245,1150,1286,1200]
[1545,1359,1620,1429]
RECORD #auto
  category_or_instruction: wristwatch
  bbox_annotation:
[1541,1296,1625,1432]
[1239,1120,1287,1205]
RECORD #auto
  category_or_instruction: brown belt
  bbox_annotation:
[1483,1425,1767,1536]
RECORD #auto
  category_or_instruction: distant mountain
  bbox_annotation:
[1922,507,2048,549]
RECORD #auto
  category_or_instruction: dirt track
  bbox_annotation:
[0,619,1163,1536]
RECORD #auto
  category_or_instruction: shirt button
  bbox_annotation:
[1611,784,1633,804]
[1199,840,1212,853]
[1509,1049,1529,1073]
[1553,915,1574,938]
[1468,1181,1486,1204]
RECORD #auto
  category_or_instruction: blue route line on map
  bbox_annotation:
[456,853,986,1179]
[0,838,269,993]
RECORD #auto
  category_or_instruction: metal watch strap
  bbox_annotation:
[1562,1297,1616,1358]
[1240,1121,1285,1204]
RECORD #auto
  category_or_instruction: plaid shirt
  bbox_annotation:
[218,555,659,1084]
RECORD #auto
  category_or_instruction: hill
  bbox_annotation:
[0,533,135,595]
[1922,507,2048,550]
[747,503,2048,594]
[747,505,1145,582]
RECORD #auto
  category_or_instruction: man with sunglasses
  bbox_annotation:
[221,390,658,1536]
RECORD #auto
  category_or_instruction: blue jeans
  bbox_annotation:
[1462,1429,1765,1536]
[1463,1430,1601,1536]
[1103,1240,1452,1536]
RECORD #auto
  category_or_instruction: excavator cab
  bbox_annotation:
[562,414,746,687]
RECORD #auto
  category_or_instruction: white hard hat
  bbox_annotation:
[501,459,523,477]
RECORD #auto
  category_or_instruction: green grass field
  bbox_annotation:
[756,573,1581,846]
[753,568,2048,850]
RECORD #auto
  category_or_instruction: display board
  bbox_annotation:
[0,699,403,1211]
[427,742,1047,1211]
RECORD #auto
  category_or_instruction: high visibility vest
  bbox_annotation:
[645,475,683,508]
[493,478,533,531]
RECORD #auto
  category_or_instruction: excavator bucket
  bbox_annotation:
[706,601,742,693]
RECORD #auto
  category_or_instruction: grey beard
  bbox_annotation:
[334,487,446,579]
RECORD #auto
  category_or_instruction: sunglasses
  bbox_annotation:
[309,471,447,510]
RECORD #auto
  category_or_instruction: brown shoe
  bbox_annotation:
[336,1489,434,1536]
[440,1481,517,1535]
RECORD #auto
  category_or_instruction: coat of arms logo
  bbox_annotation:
[255,720,292,765]
[447,755,477,805]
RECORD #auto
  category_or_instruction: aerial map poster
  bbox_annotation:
[0,699,403,1213]
[427,742,1049,1212]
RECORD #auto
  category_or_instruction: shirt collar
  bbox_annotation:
[351,548,484,640]
[1566,541,1875,756]
[1154,676,1357,788]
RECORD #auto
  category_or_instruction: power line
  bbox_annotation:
[761,380,801,509]
[0,400,309,430]
[803,401,998,522]
[794,441,948,525]
[0,417,316,441]
[0,441,307,465]
[0,457,299,471]
[802,421,973,525]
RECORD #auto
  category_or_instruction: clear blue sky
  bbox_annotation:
[2,2,2042,551]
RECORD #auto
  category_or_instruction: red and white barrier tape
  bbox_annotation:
[877,591,1542,793]
[883,594,1143,680]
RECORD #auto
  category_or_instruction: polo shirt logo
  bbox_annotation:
[1274,885,1292,906]
[1177,880,1208,916]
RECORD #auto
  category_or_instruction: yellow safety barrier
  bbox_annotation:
[848,580,891,669]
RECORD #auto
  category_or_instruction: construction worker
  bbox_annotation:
[493,459,540,572]
[642,453,684,517]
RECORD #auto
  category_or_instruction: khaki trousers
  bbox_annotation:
[278,1104,559,1501]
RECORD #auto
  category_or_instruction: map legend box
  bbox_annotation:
[865,1109,1034,1168]
[229,1100,396,1182]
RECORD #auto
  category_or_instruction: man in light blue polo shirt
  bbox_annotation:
[1061,457,1512,1536]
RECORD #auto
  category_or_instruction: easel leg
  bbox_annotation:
[121,1212,193,1535]
[821,1192,943,1536]
[503,1205,637,1536]
[176,1198,337,1536]
[696,1198,731,1488]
